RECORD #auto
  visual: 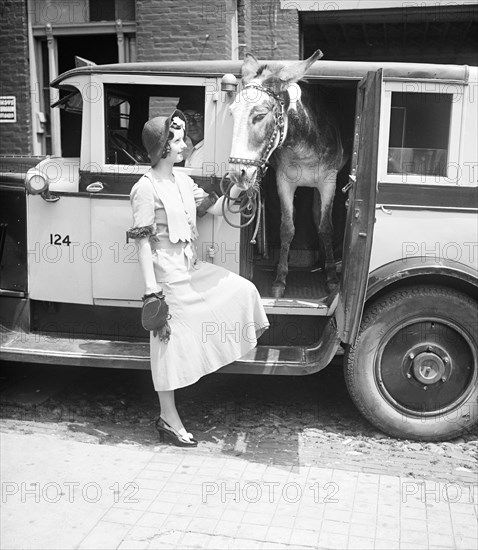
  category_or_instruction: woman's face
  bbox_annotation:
[167,128,187,163]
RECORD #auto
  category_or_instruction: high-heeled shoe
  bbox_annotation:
[155,417,198,447]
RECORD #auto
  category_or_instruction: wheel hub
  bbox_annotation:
[407,344,450,387]
[412,352,446,385]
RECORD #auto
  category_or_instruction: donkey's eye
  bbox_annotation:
[252,113,267,124]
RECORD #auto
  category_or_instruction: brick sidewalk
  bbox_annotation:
[80,452,478,550]
[1,430,477,550]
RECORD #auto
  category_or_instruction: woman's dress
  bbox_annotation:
[128,169,269,391]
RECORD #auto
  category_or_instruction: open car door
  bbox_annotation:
[336,70,382,344]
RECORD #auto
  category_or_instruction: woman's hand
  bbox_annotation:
[228,183,244,199]
[141,291,171,343]
[206,184,244,216]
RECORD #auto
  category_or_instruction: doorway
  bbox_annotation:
[40,34,119,156]
[57,35,118,156]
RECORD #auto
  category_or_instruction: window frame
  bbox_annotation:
[97,74,213,178]
[378,81,464,186]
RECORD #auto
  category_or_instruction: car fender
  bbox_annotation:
[366,257,478,302]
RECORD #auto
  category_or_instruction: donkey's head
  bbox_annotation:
[228,49,323,189]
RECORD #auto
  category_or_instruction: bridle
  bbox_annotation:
[228,83,288,177]
[222,83,289,240]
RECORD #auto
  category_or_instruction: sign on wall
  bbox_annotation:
[0,96,16,123]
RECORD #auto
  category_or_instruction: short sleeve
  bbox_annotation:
[191,179,219,218]
[127,177,156,239]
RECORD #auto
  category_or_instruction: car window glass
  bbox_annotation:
[104,84,203,165]
[387,92,452,178]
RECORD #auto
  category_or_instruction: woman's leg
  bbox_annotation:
[157,390,194,441]
[157,390,181,427]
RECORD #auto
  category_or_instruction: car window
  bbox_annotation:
[104,84,204,165]
[54,89,83,157]
[387,92,452,178]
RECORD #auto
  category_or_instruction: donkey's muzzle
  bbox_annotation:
[228,158,262,189]
[228,167,258,190]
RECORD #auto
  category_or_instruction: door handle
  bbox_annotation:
[41,190,60,202]
[86,182,104,193]
[377,204,392,215]
[342,174,356,194]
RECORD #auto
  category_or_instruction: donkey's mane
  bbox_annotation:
[275,79,342,167]
[244,61,343,169]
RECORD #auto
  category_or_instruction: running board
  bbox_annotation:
[261,292,338,316]
[0,327,341,374]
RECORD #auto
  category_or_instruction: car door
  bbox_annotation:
[335,70,382,344]
[26,81,93,305]
[89,76,216,304]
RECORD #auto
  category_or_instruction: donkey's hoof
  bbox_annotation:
[271,283,286,299]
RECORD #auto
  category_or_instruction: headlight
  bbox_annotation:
[25,171,48,194]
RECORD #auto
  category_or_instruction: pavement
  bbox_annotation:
[1,425,477,550]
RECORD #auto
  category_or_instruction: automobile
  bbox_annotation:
[1,58,477,441]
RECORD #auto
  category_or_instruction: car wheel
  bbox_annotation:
[345,285,478,441]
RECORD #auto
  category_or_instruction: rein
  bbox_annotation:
[220,176,261,237]
[224,83,288,241]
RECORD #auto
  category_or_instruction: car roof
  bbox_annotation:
[51,59,471,87]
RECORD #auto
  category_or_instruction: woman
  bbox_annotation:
[127,110,269,447]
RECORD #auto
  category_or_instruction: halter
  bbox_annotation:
[228,83,288,178]
[223,83,289,242]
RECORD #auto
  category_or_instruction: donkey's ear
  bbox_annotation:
[242,52,260,83]
[278,49,323,85]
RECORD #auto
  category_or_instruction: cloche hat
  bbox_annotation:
[141,110,187,166]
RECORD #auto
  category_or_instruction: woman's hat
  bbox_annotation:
[141,110,187,166]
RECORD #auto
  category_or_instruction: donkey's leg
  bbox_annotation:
[314,172,339,293]
[320,205,339,292]
[273,183,295,299]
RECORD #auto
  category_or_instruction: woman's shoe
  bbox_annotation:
[155,417,198,447]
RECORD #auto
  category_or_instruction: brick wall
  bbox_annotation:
[136,0,234,62]
[136,0,300,63]
[245,0,300,60]
[0,0,31,155]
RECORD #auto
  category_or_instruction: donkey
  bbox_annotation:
[228,50,345,299]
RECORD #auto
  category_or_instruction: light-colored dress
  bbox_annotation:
[128,169,269,391]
